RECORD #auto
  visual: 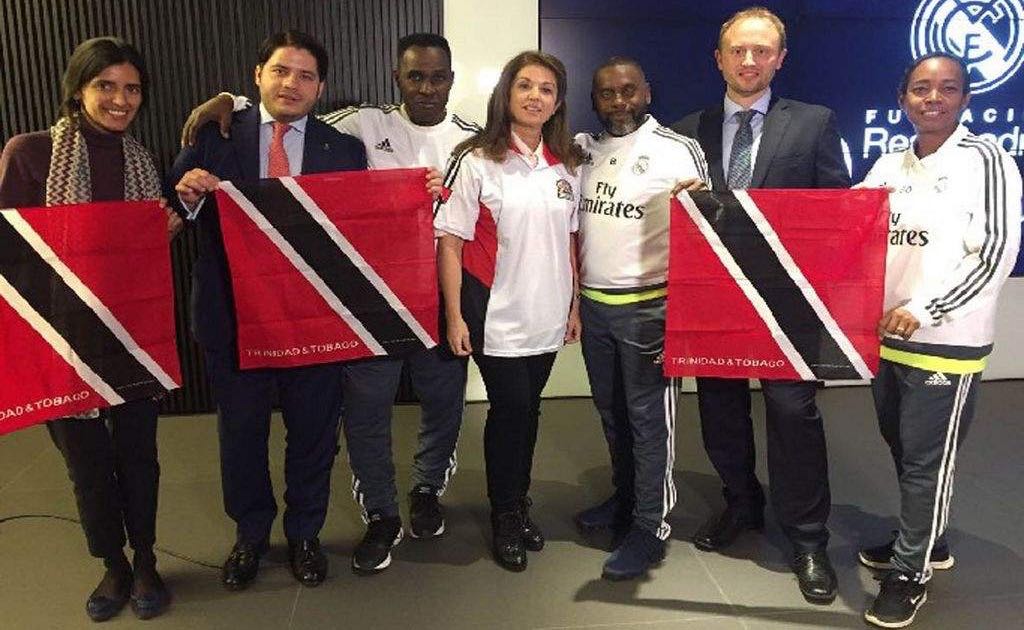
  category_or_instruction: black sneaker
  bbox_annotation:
[574,493,633,534]
[352,512,403,575]
[601,525,666,581]
[864,571,928,628]
[858,534,954,571]
[409,485,445,539]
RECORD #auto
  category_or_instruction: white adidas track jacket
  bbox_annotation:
[861,125,1022,371]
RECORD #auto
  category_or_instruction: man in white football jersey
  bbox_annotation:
[181,33,479,575]
[573,58,709,580]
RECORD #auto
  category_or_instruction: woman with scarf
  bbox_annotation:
[0,36,178,621]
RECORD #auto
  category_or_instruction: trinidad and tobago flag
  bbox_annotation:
[0,201,181,435]
[665,189,889,381]
[214,168,438,370]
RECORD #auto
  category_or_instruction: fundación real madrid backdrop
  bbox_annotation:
[543,0,1024,276]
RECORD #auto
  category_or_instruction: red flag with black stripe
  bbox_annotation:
[0,201,181,435]
[665,189,889,381]
[213,168,439,369]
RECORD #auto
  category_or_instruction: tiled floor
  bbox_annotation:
[1,383,1022,629]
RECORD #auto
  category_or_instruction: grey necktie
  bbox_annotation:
[727,109,756,190]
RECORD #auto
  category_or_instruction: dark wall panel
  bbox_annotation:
[1,0,443,413]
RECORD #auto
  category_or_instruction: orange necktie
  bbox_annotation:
[267,121,291,177]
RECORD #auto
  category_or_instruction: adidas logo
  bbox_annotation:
[925,372,952,386]
[374,138,394,153]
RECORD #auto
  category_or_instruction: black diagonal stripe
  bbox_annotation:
[229,179,424,356]
[0,215,166,400]
[689,191,860,380]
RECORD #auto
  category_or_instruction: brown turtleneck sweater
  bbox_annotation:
[0,121,127,207]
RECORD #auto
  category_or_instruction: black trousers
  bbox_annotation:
[205,347,345,544]
[47,398,160,560]
[697,376,830,552]
[474,352,556,512]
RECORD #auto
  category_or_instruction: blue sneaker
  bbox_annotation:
[575,494,633,533]
[601,526,666,581]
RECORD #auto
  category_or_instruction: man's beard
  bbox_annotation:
[603,110,647,136]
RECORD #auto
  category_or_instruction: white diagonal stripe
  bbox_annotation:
[733,191,874,380]
[940,373,971,533]
[1,210,178,390]
[677,192,814,380]
[220,181,386,355]
[0,273,124,406]
[280,177,436,348]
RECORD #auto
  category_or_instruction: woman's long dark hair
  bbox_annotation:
[60,36,148,120]
[454,50,584,174]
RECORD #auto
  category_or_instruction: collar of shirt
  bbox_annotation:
[599,114,658,146]
[723,88,771,122]
[398,102,452,135]
[902,124,970,171]
[259,102,309,134]
[510,129,549,169]
[258,102,307,177]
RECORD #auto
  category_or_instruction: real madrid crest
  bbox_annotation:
[911,0,1024,94]
[556,178,574,201]
[632,155,650,175]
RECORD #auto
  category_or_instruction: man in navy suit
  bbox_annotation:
[171,30,366,590]
[673,7,850,604]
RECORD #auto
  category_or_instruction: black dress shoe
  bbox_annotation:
[520,497,544,552]
[793,550,838,604]
[221,540,265,591]
[692,505,764,551]
[492,510,527,572]
[289,538,328,587]
[86,565,132,622]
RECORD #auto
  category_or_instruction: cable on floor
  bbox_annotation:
[0,513,231,570]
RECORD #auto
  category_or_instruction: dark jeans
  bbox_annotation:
[474,352,557,512]
[47,398,160,560]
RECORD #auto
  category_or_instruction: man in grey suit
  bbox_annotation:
[672,6,850,604]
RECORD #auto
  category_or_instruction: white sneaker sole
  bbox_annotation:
[409,521,446,539]
[352,528,404,574]
[858,553,955,571]
[864,591,927,628]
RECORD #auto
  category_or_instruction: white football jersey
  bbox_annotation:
[321,104,479,170]
[575,116,709,290]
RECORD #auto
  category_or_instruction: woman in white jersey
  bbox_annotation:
[857,53,1021,629]
[434,50,584,572]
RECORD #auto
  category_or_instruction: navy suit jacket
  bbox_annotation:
[169,106,367,349]
[671,96,851,191]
